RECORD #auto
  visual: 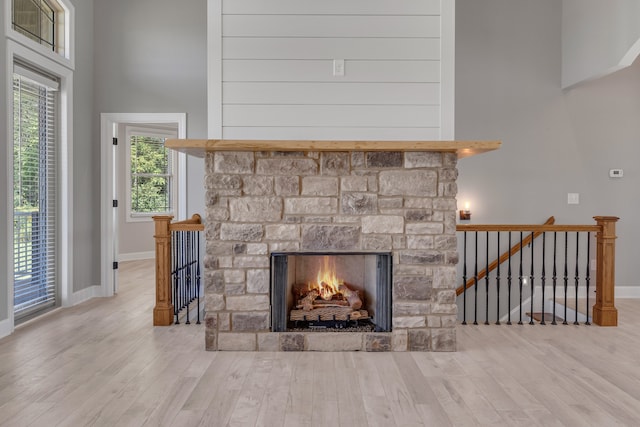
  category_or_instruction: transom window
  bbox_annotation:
[12,0,65,55]
[13,0,54,49]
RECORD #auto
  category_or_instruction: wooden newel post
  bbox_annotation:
[153,215,174,326]
[593,216,619,326]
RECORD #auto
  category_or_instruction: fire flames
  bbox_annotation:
[310,256,343,300]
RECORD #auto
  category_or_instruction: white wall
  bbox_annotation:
[562,0,640,88]
[456,0,640,288]
[93,0,208,237]
[212,0,454,140]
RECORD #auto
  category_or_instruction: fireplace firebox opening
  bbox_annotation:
[271,252,392,332]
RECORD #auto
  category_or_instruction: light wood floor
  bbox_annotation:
[1,259,640,426]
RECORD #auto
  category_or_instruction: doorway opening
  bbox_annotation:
[100,113,186,296]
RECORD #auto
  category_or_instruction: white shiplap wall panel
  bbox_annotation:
[223,82,440,105]
[223,15,441,38]
[223,105,440,128]
[223,60,441,83]
[223,0,440,15]
[214,0,453,140]
[222,127,442,141]
[223,38,440,61]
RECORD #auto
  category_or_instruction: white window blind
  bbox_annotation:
[13,66,58,319]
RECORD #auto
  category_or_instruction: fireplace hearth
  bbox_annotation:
[271,252,392,333]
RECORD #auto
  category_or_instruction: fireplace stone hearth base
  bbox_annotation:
[203,149,459,351]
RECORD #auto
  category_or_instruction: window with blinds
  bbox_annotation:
[13,65,59,319]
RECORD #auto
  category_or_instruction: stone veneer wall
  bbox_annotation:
[204,150,458,352]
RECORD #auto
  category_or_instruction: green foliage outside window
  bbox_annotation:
[13,76,49,211]
[130,135,173,214]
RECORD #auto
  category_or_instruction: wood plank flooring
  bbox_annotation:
[1,259,640,426]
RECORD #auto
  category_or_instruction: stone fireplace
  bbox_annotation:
[202,147,464,351]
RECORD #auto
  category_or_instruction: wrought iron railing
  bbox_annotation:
[456,216,618,327]
[152,214,204,325]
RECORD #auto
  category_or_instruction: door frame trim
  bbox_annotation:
[100,113,186,297]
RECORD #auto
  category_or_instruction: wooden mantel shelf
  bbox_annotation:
[164,139,501,159]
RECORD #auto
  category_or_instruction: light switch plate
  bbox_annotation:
[333,59,345,76]
[568,193,579,204]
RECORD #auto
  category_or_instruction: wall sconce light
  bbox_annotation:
[459,202,471,221]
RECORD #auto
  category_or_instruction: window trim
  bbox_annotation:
[124,126,179,223]
[4,0,75,70]
[6,39,74,332]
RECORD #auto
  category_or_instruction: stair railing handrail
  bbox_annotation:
[455,216,556,296]
[153,214,204,326]
[170,214,205,231]
[456,216,619,326]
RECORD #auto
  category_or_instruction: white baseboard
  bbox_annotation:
[616,286,640,298]
[532,285,640,301]
[70,285,104,306]
[118,251,154,262]
[0,318,12,339]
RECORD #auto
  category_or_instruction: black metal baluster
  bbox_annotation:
[196,230,201,324]
[485,231,490,325]
[168,227,203,326]
[496,232,501,325]
[563,232,569,325]
[552,232,558,325]
[185,231,191,324]
[585,233,591,325]
[181,231,185,318]
[474,231,479,325]
[574,232,580,325]
[540,231,547,325]
[462,232,468,325]
[181,231,187,319]
[540,232,546,325]
[178,231,184,322]
[507,232,512,325]
[173,230,180,324]
[518,232,524,325]
[529,233,535,325]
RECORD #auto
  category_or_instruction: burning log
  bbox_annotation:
[338,284,362,310]
[289,308,369,322]
[312,299,349,308]
[293,283,313,301]
[298,289,319,311]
